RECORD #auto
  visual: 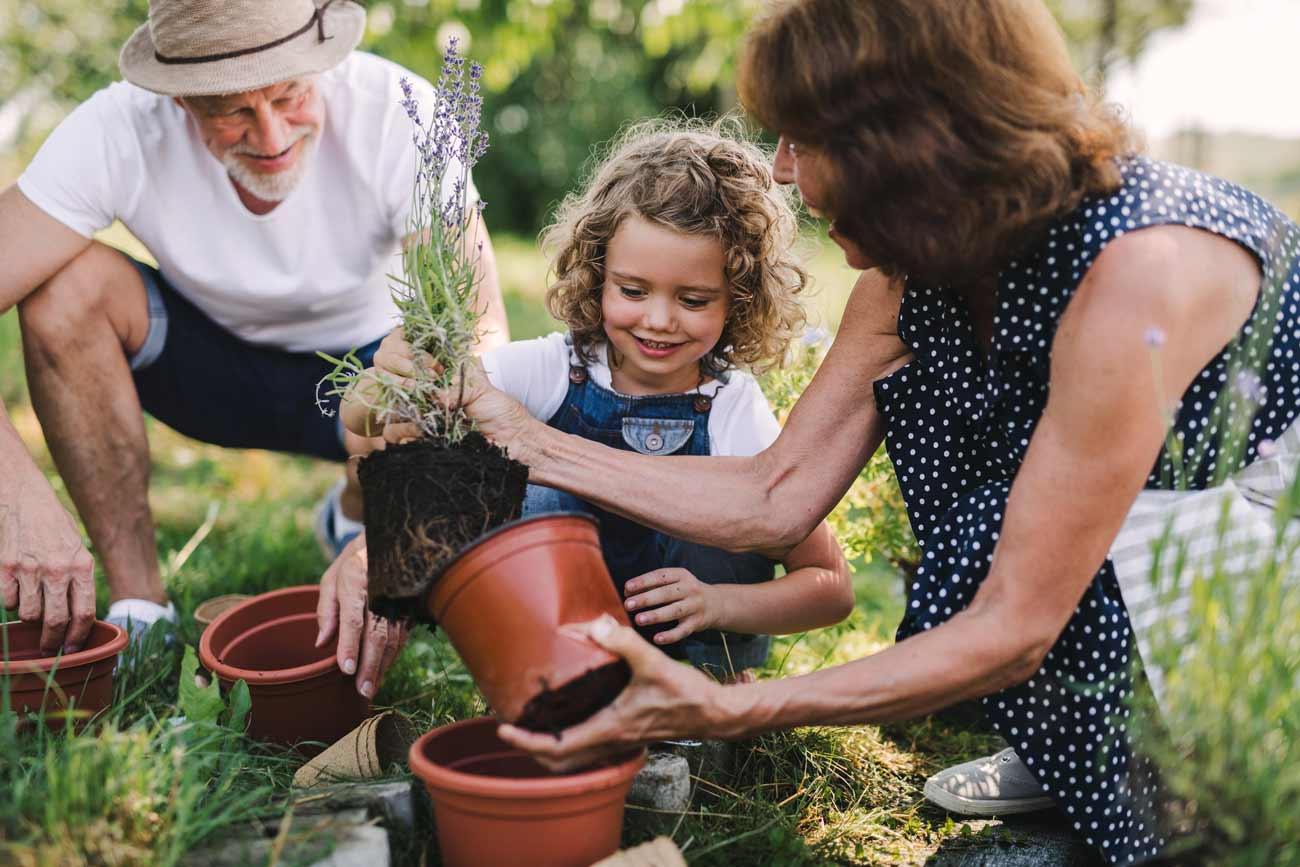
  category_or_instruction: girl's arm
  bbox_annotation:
[625,521,854,641]
[450,270,912,558]
[499,225,1262,770]
[716,520,854,635]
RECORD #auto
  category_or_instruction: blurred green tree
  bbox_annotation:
[1,0,1193,233]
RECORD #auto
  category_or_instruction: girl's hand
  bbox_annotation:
[496,614,735,772]
[623,568,725,645]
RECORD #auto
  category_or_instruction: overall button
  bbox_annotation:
[569,366,588,384]
[644,432,664,452]
[693,395,712,413]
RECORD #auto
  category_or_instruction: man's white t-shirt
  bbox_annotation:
[482,332,783,457]
[18,52,471,353]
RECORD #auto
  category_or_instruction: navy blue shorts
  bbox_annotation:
[126,255,385,462]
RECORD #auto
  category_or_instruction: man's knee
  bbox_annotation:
[18,243,148,357]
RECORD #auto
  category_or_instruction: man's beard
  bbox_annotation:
[222,126,317,203]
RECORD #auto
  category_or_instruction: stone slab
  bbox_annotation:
[627,752,691,812]
[928,814,1104,867]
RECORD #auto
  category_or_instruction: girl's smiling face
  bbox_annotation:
[601,214,730,395]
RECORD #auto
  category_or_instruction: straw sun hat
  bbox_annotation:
[119,0,366,97]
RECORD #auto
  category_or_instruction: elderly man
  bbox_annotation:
[0,0,507,688]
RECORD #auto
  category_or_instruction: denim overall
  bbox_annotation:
[523,344,775,678]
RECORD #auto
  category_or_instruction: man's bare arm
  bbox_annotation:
[0,185,90,314]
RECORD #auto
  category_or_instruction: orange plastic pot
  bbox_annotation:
[409,716,645,867]
[199,585,369,746]
[0,619,127,728]
[425,513,633,730]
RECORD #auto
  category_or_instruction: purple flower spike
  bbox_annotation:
[1143,326,1166,349]
[1258,438,1279,458]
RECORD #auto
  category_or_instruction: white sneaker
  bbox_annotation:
[923,748,1056,816]
[106,598,177,643]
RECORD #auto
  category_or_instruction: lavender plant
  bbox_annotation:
[320,38,490,444]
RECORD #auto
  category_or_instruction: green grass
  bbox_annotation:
[0,232,1005,866]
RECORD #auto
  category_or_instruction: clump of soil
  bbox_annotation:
[513,660,633,735]
[360,431,527,620]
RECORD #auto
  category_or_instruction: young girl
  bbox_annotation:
[346,120,853,680]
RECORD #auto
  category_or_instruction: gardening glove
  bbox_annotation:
[0,468,96,653]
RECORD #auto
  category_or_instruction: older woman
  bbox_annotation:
[369,1,1300,862]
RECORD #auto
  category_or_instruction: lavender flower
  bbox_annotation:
[1144,326,1166,349]
[322,37,492,444]
[1258,438,1279,458]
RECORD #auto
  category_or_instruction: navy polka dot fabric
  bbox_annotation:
[878,156,1300,864]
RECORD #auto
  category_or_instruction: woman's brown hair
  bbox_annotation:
[542,117,806,375]
[738,0,1135,286]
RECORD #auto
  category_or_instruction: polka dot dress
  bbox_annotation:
[877,156,1300,865]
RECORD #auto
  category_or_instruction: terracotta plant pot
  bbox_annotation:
[199,585,369,746]
[425,513,633,732]
[409,716,646,867]
[193,593,251,631]
[1,619,127,728]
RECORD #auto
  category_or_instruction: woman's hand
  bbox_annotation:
[623,568,725,646]
[365,329,539,459]
[316,534,409,699]
[496,614,736,772]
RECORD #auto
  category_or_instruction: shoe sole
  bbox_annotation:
[923,778,1056,817]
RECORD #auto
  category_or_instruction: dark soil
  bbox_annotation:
[360,431,527,620]
[512,659,633,734]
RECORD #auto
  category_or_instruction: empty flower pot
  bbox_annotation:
[0,619,127,728]
[199,585,369,747]
[409,716,646,867]
[425,512,633,732]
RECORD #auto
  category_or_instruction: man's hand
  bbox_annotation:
[623,568,725,646]
[496,614,730,772]
[0,476,96,654]
[316,534,408,699]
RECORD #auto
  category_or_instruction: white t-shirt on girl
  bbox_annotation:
[17,52,473,353]
[482,331,783,457]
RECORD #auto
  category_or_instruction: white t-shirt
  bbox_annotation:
[482,332,783,457]
[17,52,472,353]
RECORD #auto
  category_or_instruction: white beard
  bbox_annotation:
[222,128,317,203]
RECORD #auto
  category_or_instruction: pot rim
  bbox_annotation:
[428,512,602,619]
[444,511,598,569]
[199,585,338,684]
[409,716,645,799]
[0,619,128,675]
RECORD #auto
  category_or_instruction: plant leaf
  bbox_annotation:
[179,645,225,725]
[222,679,252,732]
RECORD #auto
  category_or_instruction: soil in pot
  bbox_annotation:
[360,431,528,621]
[409,716,645,867]
[1,619,128,728]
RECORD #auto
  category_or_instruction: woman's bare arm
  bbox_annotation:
[489,270,911,556]
[500,226,1262,767]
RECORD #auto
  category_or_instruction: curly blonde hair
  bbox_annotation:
[541,117,807,375]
